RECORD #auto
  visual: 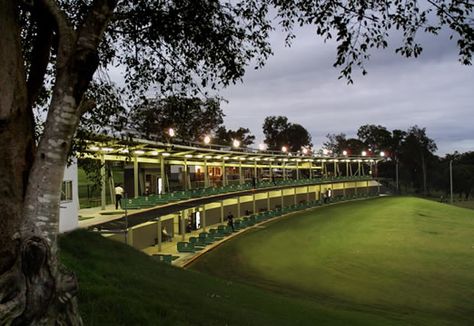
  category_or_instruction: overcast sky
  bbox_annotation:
[218,27,473,156]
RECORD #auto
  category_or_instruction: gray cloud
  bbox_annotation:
[219,28,474,155]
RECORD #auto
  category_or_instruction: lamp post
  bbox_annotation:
[450,160,453,204]
[395,157,399,194]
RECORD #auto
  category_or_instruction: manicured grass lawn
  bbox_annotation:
[191,197,474,325]
[61,231,396,326]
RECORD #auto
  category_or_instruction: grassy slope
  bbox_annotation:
[61,231,396,326]
[191,197,474,325]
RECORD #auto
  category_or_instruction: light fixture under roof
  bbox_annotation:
[134,150,145,155]
[232,139,240,148]
[184,154,193,158]
[89,145,100,151]
[119,148,129,154]
[205,155,213,159]
[101,147,113,152]
[162,152,171,157]
[149,151,159,156]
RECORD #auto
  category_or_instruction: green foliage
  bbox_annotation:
[192,197,474,325]
[77,159,103,193]
[263,116,312,152]
[357,124,393,152]
[130,96,224,142]
[324,133,365,155]
[214,126,255,147]
[21,0,474,145]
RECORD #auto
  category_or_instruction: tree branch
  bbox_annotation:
[38,0,75,62]
[73,0,118,102]
[26,3,54,109]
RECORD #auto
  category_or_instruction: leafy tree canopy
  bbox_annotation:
[214,126,256,148]
[263,116,312,152]
[130,96,224,142]
[357,124,393,152]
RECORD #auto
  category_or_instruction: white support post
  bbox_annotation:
[222,160,227,186]
[100,154,106,210]
[127,227,134,247]
[184,158,188,191]
[133,156,139,198]
[160,155,166,194]
[281,189,284,208]
[237,196,241,218]
[267,191,271,211]
[253,193,256,214]
[239,161,243,185]
[204,158,209,188]
[202,206,207,232]
[156,219,162,252]
[254,161,257,182]
[220,200,224,223]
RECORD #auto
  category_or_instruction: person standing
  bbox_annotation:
[115,183,124,209]
[227,212,235,232]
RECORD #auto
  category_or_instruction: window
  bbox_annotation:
[61,180,73,202]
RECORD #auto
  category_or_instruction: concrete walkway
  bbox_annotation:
[78,204,125,228]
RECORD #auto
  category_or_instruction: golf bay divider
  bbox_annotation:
[103,179,381,252]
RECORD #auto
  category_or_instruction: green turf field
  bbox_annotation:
[61,230,399,325]
[190,197,474,325]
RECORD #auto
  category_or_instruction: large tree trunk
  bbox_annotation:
[0,1,80,324]
[0,0,35,322]
[1,0,118,323]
